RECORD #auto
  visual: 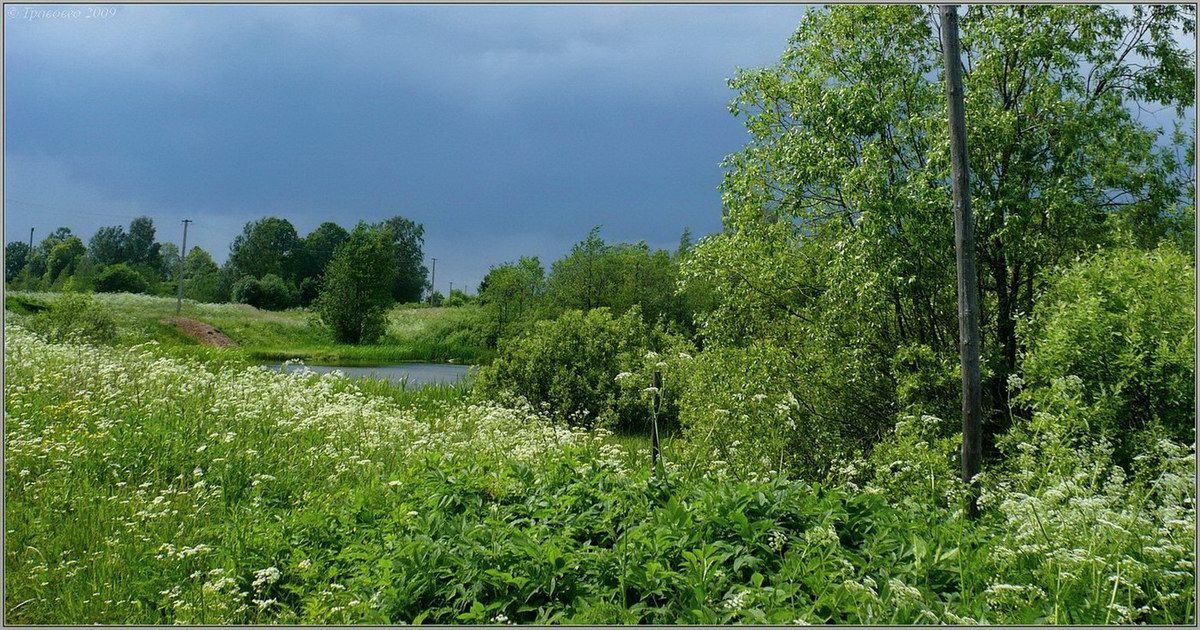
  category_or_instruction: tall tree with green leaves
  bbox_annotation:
[184,246,224,304]
[546,227,611,312]
[88,225,128,266]
[5,242,31,283]
[376,216,428,303]
[478,256,546,345]
[159,242,181,282]
[228,217,301,282]
[692,5,1195,444]
[300,222,350,281]
[316,223,398,344]
[124,217,161,268]
[45,237,86,285]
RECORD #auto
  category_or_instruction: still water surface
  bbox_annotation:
[260,362,471,386]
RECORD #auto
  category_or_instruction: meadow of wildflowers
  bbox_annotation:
[4,321,1195,624]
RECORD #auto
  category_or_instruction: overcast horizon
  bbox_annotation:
[4,3,812,292]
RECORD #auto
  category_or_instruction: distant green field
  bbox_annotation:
[4,291,493,365]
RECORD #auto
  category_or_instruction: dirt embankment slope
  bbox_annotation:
[163,317,239,348]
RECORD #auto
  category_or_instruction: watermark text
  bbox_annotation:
[7,6,119,20]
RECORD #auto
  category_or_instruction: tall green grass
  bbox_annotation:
[5,291,492,364]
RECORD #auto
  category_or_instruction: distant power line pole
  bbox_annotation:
[22,227,35,288]
[940,4,982,518]
[175,219,191,315]
[429,257,437,305]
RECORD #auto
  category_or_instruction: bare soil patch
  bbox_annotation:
[164,317,239,348]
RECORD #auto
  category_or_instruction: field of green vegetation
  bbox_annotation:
[5,320,1194,624]
[5,291,491,365]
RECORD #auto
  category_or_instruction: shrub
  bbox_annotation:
[94,263,149,294]
[678,342,858,480]
[188,271,227,304]
[443,288,474,307]
[27,292,118,345]
[891,343,959,420]
[316,224,397,344]
[476,307,692,431]
[298,276,320,306]
[6,320,1195,625]
[1017,246,1195,460]
[231,274,297,311]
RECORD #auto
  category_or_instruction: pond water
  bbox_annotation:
[260,362,472,387]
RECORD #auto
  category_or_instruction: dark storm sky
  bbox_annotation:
[4,3,811,292]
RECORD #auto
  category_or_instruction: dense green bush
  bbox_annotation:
[476,307,692,431]
[443,288,475,307]
[316,224,397,344]
[231,274,297,311]
[95,263,150,294]
[298,276,320,306]
[1017,246,1196,460]
[27,292,118,345]
[678,342,859,481]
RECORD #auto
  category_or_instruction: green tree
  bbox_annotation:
[39,227,73,254]
[443,288,474,307]
[694,5,1195,449]
[376,216,428,303]
[228,217,301,282]
[299,222,350,287]
[184,246,224,304]
[159,242,180,282]
[232,274,296,311]
[88,225,127,266]
[478,256,545,345]
[65,256,100,293]
[295,222,350,305]
[544,228,692,329]
[316,223,398,344]
[676,227,694,258]
[1018,246,1196,461]
[5,241,30,283]
[124,217,162,268]
[45,237,86,285]
[21,250,48,290]
[546,227,610,312]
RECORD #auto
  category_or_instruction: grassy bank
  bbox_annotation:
[5,291,492,365]
[5,324,1193,624]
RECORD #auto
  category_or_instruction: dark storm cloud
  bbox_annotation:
[4,4,810,289]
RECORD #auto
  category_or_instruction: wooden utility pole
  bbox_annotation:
[940,4,982,518]
[429,257,437,306]
[175,219,191,315]
[23,227,35,289]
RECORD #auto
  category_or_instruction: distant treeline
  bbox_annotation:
[472,227,713,346]
[4,215,715,349]
[5,215,430,311]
